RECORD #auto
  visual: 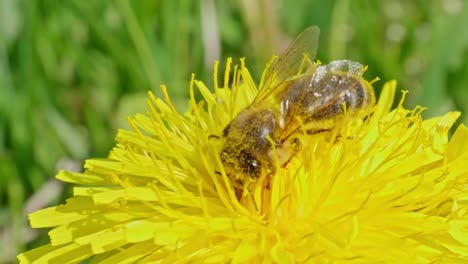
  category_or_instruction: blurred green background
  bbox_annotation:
[0,0,467,262]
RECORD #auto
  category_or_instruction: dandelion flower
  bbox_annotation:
[18,58,468,263]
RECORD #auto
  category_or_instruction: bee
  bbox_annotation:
[219,26,376,192]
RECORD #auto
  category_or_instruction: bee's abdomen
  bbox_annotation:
[305,73,372,121]
[278,61,375,138]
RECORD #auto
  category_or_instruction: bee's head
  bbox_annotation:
[220,147,262,189]
[219,109,277,190]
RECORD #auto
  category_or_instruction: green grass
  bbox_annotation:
[1,0,467,262]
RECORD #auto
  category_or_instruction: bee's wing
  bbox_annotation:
[252,26,320,105]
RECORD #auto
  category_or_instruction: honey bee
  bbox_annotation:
[219,26,375,192]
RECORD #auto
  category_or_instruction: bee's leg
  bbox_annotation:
[306,128,348,143]
[235,187,243,201]
[208,134,220,140]
[291,137,301,149]
[264,167,276,190]
[278,137,301,168]
[305,128,332,135]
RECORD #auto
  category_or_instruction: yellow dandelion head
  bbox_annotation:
[18,58,468,263]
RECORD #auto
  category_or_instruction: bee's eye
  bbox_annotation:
[240,151,261,178]
[246,158,260,175]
